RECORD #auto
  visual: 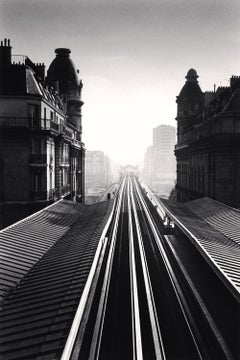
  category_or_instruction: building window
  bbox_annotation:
[32,138,42,154]
[28,104,39,119]
[62,143,69,163]
[50,171,53,189]
[33,173,42,192]
[50,143,54,164]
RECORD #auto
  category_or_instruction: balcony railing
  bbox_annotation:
[50,121,59,132]
[0,117,82,145]
[30,118,59,132]
[72,139,82,148]
[64,128,73,138]
[0,117,60,132]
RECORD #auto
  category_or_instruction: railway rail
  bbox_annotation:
[61,175,234,360]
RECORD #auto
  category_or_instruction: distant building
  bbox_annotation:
[0,39,85,228]
[143,146,154,184]
[85,150,112,190]
[142,125,176,195]
[175,68,240,207]
[152,125,176,183]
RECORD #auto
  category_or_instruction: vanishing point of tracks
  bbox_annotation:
[62,175,232,360]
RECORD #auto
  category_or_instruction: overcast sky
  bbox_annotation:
[1,0,240,165]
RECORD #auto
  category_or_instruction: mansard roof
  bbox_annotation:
[223,88,240,112]
[160,197,240,301]
[0,60,64,110]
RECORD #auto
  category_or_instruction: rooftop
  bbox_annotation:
[0,199,113,359]
[158,197,240,302]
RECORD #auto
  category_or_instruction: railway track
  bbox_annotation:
[62,175,233,359]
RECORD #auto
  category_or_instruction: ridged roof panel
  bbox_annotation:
[0,200,87,303]
[159,197,240,302]
[0,200,113,359]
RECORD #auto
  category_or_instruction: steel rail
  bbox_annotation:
[127,179,143,360]
[129,180,166,360]
[133,178,205,359]
[87,175,127,359]
[61,177,126,360]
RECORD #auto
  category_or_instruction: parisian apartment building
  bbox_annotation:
[0,39,85,228]
[175,68,240,207]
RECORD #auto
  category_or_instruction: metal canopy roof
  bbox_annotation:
[159,197,240,303]
[0,199,113,359]
[0,200,86,303]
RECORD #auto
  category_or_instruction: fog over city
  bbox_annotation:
[1,0,240,164]
[2,2,240,356]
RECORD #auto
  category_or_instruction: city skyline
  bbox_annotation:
[1,0,240,164]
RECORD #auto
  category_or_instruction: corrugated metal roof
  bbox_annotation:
[0,199,113,360]
[159,197,240,302]
[185,197,240,246]
[0,200,86,303]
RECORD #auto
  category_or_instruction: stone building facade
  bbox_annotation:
[175,68,240,207]
[0,39,85,228]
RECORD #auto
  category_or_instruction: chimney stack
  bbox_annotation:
[0,38,12,65]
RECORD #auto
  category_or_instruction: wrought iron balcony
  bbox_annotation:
[0,117,83,145]
[72,139,82,148]
[0,117,60,134]
[30,118,59,132]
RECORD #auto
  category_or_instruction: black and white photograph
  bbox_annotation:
[0,0,240,359]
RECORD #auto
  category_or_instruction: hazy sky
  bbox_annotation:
[1,0,240,165]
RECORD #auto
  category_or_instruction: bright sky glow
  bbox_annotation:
[1,0,240,165]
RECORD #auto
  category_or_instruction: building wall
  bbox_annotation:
[215,152,236,206]
[0,40,85,228]
[175,69,240,207]
[0,98,27,116]
[0,134,31,201]
[142,125,176,195]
